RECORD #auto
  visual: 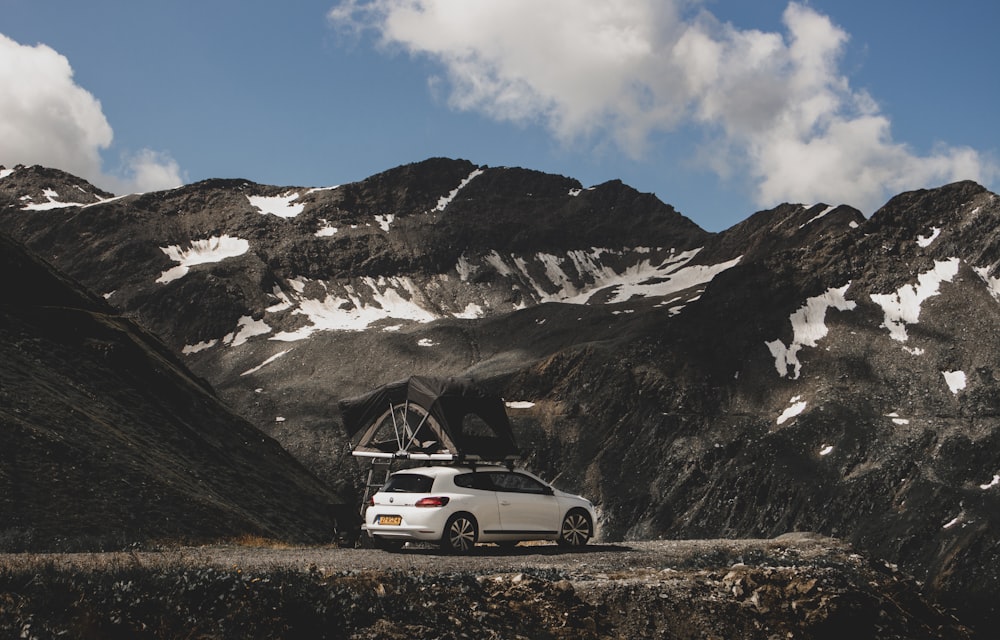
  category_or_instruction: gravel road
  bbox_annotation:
[0,533,848,577]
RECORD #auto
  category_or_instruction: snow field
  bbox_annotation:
[180,246,742,355]
[247,192,305,218]
[870,258,959,342]
[156,235,250,284]
[766,284,856,379]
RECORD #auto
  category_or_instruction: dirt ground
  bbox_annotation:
[0,535,975,639]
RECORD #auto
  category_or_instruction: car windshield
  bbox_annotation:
[382,473,434,493]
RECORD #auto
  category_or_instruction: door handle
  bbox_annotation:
[500,500,511,506]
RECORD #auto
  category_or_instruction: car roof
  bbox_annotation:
[392,465,517,476]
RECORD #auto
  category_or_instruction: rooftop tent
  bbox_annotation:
[338,376,519,462]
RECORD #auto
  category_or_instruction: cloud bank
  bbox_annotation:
[329,0,997,212]
[0,33,182,194]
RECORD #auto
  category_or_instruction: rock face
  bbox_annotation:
[0,230,347,550]
[2,159,1000,628]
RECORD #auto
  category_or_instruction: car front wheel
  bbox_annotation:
[557,509,592,548]
[441,513,478,553]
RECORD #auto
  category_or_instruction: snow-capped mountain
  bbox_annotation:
[2,159,999,628]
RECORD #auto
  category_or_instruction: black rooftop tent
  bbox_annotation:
[338,376,520,463]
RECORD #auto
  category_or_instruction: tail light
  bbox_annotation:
[415,496,450,507]
[368,496,374,507]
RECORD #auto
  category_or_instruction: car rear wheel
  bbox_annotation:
[441,513,478,553]
[557,509,592,548]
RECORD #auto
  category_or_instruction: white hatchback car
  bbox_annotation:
[365,465,596,552]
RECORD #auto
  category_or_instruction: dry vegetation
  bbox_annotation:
[0,538,975,639]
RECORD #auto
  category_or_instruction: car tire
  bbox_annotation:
[441,513,478,553]
[557,509,592,548]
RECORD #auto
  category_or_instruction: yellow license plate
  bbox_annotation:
[378,515,402,526]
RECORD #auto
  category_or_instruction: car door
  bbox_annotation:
[489,472,560,535]
[452,471,503,535]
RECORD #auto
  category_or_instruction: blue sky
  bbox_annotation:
[2,0,997,231]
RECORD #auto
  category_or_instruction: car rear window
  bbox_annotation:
[382,473,434,493]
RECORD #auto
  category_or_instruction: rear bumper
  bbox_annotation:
[366,507,449,542]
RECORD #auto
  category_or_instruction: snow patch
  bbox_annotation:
[248,192,305,218]
[800,205,835,228]
[766,283,857,379]
[888,413,910,425]
[374,214,395,232]
[972,265,1000,300]
[315,220,338,237]
[484,250,515,277]
[917,227,941,247]
[453,303,484,319]
[476,247,740,307]
[224,315,272,347]
[266,286,294,312]
[819,445,834,456]
[870,258,960,342]
[182,339,218,355]
[287,277,308,294]
[0,168,14,179]
[980,474,1000,490]
[417,338,436,347]
[270,276,438,340]
[156,235,250,284]
[22,188,79,211]
[777,396,807,425]
[433,168,484,211]
[505,401,536,409]
[241,349,291,376]
[942,370,966,394]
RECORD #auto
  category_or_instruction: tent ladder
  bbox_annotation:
[360,458,393,516]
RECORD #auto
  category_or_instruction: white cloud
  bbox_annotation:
[330,0,998,212]
[0,33,182,194]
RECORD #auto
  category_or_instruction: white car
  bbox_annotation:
[365,465,596,552]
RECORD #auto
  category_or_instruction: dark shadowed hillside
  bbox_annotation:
[0,231,348,551]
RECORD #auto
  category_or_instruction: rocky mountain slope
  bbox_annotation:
[2,159,999,630]
[0,230,347,550]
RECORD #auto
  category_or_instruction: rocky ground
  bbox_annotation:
[0,535,974,639]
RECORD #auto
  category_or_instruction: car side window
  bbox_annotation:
[490,472,549,494]
[454,472,494,491]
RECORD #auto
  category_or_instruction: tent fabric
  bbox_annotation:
[338,376,519,461]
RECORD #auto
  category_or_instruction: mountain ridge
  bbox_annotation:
[3,158,1000,629]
